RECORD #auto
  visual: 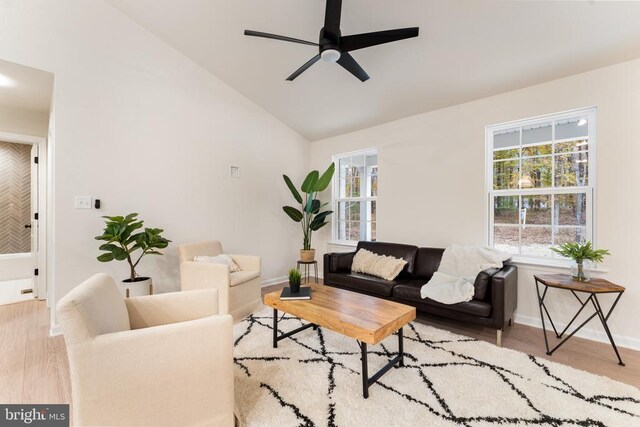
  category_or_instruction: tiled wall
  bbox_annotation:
[0,141,31,254]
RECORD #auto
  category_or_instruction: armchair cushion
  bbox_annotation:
[178,241,223,264]
[230,271,260,287]
[125,289,220,329]
[195,254,241,272]
[57,273,130,343]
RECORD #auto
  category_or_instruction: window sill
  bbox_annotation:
[508,256,609,273]
[328,240,358,248]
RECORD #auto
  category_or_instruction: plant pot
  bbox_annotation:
[571,261,591,282]
[121,277,153,298]
[289,281,301,294]
[300,249,316,262]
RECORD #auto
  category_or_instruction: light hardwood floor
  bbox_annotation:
[1,286,637,413]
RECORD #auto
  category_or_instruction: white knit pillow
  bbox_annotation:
[351,249,407,281]
[193,254,240,272]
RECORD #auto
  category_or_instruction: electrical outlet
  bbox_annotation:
[230,166,240,178]
[75,196,92,209]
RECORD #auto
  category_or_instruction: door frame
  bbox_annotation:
[0,130,48,300]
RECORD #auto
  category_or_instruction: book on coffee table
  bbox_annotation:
[280,287,312,300]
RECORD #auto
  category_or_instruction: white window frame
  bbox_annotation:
[485,107,597,263]
[331,148,378,246]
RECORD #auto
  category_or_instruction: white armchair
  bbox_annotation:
[57,273,234,427]
[178,241,262,321]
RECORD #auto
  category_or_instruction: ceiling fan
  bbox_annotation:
[244,0,419,82]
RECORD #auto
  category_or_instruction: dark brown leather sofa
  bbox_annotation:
[323,241,518,346]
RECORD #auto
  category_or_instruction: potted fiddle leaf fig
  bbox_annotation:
[550,241,610,282]
[95,213,171,294]
[283,163,335,262]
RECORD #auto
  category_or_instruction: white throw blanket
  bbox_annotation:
[420,245,511,304]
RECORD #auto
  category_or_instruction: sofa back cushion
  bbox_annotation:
[356,241,418,276]
[413,247,445,280]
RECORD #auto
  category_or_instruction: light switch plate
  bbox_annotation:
[230,166,240,178]
[75,196,92,209]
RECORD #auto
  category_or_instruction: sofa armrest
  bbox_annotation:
[490,264,518,329]
[324,251,356,280]
[180,261,231,315]
[125,289,219,329]
[228,254,261,272]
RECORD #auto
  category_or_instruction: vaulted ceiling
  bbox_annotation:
[106,0,640,141]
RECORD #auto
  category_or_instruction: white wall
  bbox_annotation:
[311,58,640,350]
[0,0,310,330]
[0,105,49,137]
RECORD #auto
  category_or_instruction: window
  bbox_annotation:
[333,149,378,243]
[486,108,595,259]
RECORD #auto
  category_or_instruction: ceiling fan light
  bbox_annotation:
[321,49,341,63]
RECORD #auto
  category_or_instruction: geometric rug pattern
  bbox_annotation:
[0,141,31,254]
[234,308,640,427]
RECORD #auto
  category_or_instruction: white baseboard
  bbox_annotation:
[261,276,287,287]
[50,323,62,337]
[514,313,640,352]
[261,274,325,287]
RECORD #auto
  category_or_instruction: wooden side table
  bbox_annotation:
[534,274,625,366]
[296,260,318,284]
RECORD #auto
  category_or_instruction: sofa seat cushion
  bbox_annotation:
[230,271,260,287]
[393,281,491,317]
[325,273,403,297]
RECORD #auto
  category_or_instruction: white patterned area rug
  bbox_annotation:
[233,308,640,427]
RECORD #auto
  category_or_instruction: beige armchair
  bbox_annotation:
[57,273,234,427]
[178,241,262,321]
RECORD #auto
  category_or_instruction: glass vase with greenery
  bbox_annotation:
[95,213,171,282]
[550,241,610,282]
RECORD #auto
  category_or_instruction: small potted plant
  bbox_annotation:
[550,241,610,282]
[95,213,171,294]
[288,268,302,294]
[282,163,335,262]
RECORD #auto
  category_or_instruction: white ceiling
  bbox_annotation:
[106,0,640,141]
[0,58,53,113]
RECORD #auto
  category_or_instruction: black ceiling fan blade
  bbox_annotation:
[324,0,343,39]
[244,30,318,47]
[340,27,419,52]
[337,53,370,82]
[286,54,322,81]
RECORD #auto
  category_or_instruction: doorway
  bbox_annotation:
[0,59,53,306]
[0,137,43,305]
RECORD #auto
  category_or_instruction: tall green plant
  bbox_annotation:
[283,163,335,250]
[95,213,171,281]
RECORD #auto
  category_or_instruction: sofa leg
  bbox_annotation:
[496,329,503,347]
[508,318,513,327]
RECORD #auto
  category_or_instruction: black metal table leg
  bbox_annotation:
[593,294,625,366]
[272,310,317,347]
[361,342,369,398]
[273,308,278,348]
[358,327,405,398]
[535,278,551,354]
[398,327,404,367]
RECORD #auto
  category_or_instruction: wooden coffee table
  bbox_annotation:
[263,284,416,398]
